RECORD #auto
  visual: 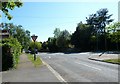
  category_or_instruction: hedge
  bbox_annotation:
[1,37,22,71]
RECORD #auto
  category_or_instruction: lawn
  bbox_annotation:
[27,54,43,67]
[103,59,120,64]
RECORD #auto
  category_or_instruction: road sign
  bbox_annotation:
[31,35,38,42]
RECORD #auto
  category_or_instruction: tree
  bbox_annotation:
[47,37,58,52]
[106,22,120,50]
[13,25,31,50]
[41,41,48,51]
[86,8,113,35]
[71,22,92,51]
[47,28,71,52]
[29,41,42,52]
[53,28,61,38]
[106,22,120,33]
[1,23,31,50]
[96,8,113,34]
[1,37,22,70]
[0,0,23,20]
[86,8,114,51]
[56,29,71,51]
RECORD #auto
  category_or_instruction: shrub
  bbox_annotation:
[29,41,42,52]
[1,37,22,71]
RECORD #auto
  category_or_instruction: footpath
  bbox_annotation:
[88,52,119,64]
[2,53,59,82]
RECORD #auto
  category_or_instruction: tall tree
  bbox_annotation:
[106,22,120,50]
[96,8,113,34]
[47,28,71,52]
[86,8,113,35]
[86,8,114,51]
[71,22,92,51]
[56,29,71,51]
[53,28,61,38]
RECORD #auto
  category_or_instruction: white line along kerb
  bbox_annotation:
[41,58,68,83]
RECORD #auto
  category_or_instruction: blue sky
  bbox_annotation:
[2,1,119,42]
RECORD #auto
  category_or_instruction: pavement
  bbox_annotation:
[88,52,119,61]
[2,53,60,82]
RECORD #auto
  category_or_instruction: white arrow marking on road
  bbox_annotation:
[75,62,101,71]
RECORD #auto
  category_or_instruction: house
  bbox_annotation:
[0,30,10,40]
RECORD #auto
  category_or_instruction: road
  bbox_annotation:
[38,52,119,82]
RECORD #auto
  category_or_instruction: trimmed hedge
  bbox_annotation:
[1,37,22,71]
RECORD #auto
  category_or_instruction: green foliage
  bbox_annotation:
[27,54,42,67]
[41,41,48,51]
[1,0,23,20]
[106,22,120,33]
[47,37,58,52]
[53,28,61,38]
[1,23,31,50]
[71,22,92,51]
[56,29,71,51]
[1,37,22,71]
[110,31,120,43]
[106,22,120,50]
[29,41,42,51]
[86,8,113,35]
[103,59,120,64]
[42,8,118,52]
[71,8,115,51]
[46,28,71,52]
[1,43,13,71]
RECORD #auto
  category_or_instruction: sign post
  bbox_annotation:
[31,34,38,61]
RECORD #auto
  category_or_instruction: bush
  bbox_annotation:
[1,37,22,71]
[29,42,42,52]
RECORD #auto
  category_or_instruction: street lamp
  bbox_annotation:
[31,34,38,61]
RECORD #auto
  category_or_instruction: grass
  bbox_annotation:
[27,54,43,67]
[103,59,120,64]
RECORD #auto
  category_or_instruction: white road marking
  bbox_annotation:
[41,58,68,83]
[49,56,51,59]
[75,62,101,71]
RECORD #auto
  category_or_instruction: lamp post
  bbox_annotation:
[31,34,38,61]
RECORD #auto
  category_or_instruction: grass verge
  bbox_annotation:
[27,54,43,67]
[103,59,120,64]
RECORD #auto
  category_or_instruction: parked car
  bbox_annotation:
[25,50,31,53]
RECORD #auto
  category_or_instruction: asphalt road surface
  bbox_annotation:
[38,52,119,82]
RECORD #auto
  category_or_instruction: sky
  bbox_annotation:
[1,1,119,42]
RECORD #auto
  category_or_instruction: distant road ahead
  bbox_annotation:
[38,52,119,82]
